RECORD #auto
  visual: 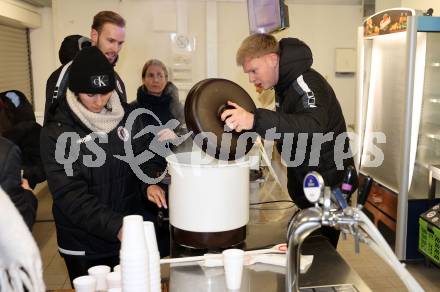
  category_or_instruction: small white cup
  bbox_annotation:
[88,265,110,291]
[106,271,121,289]
[223,249,245,290]
[72,275,96,292]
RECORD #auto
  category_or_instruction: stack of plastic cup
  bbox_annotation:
[120,215,150,292]
[106,271,121,289]
[144,221,161,292]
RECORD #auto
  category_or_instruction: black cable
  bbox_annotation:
[250,200,294,205]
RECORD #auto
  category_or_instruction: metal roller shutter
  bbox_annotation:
[0,23,33,105]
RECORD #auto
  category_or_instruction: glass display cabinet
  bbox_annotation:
[356,8,440,260]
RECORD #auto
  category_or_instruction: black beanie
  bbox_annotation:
[68,46,116,94]
[59,34,91,65]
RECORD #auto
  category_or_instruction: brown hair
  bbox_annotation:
[141,59,168,79]
[236,33,279,66]
[92,11,126,32]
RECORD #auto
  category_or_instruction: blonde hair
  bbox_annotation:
[141,59,168,79]
[236,33,279,66]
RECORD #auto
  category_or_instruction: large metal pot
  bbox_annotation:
[167,152,250,249]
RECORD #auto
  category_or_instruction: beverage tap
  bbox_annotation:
[285,171,423,292]
[285,169,362,292]
[286,172,325,292]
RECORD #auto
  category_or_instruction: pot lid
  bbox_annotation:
[184,78,257,161]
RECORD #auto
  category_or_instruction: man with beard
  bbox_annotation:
[44,11,127,124]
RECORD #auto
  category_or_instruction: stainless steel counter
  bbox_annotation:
[162,236,371,291]
[165,169,372,291]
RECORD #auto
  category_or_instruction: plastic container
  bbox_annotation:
[418,204,440,265]
[166,151,250,248]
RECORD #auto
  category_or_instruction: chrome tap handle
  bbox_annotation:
[322,187,332,222]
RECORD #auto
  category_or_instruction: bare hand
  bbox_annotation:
[220,101,254,132]
[117,228,123,241]
[21,178,31,191]
[146,185,168,209]
[158,128,178,142]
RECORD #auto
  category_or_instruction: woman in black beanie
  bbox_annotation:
[40,46,168,283]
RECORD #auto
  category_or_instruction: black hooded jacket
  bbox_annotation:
[132,82,185,128]
[130,82,186,176]
[0,90,46,188]
[253,38,356,207]
[0,136,37,229]
[40,94,162,258]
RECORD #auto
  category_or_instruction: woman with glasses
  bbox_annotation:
[131,59,185,211]
[134,59,184,140]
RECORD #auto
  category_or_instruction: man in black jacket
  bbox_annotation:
[0,136,37,229]
[0,90,46,188]
[44,34,91,124]
[44,11,127,125]
[221,33,357,247]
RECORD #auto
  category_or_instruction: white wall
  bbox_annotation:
[48,0,207,103]
[217,2,252,95]
[376,0,440,15]
[30,0,362,126]
[401,0,440,15]
[218,2,362,126]
[375,0,402,13]
[29,7,54,120]
[279,4,362,127]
